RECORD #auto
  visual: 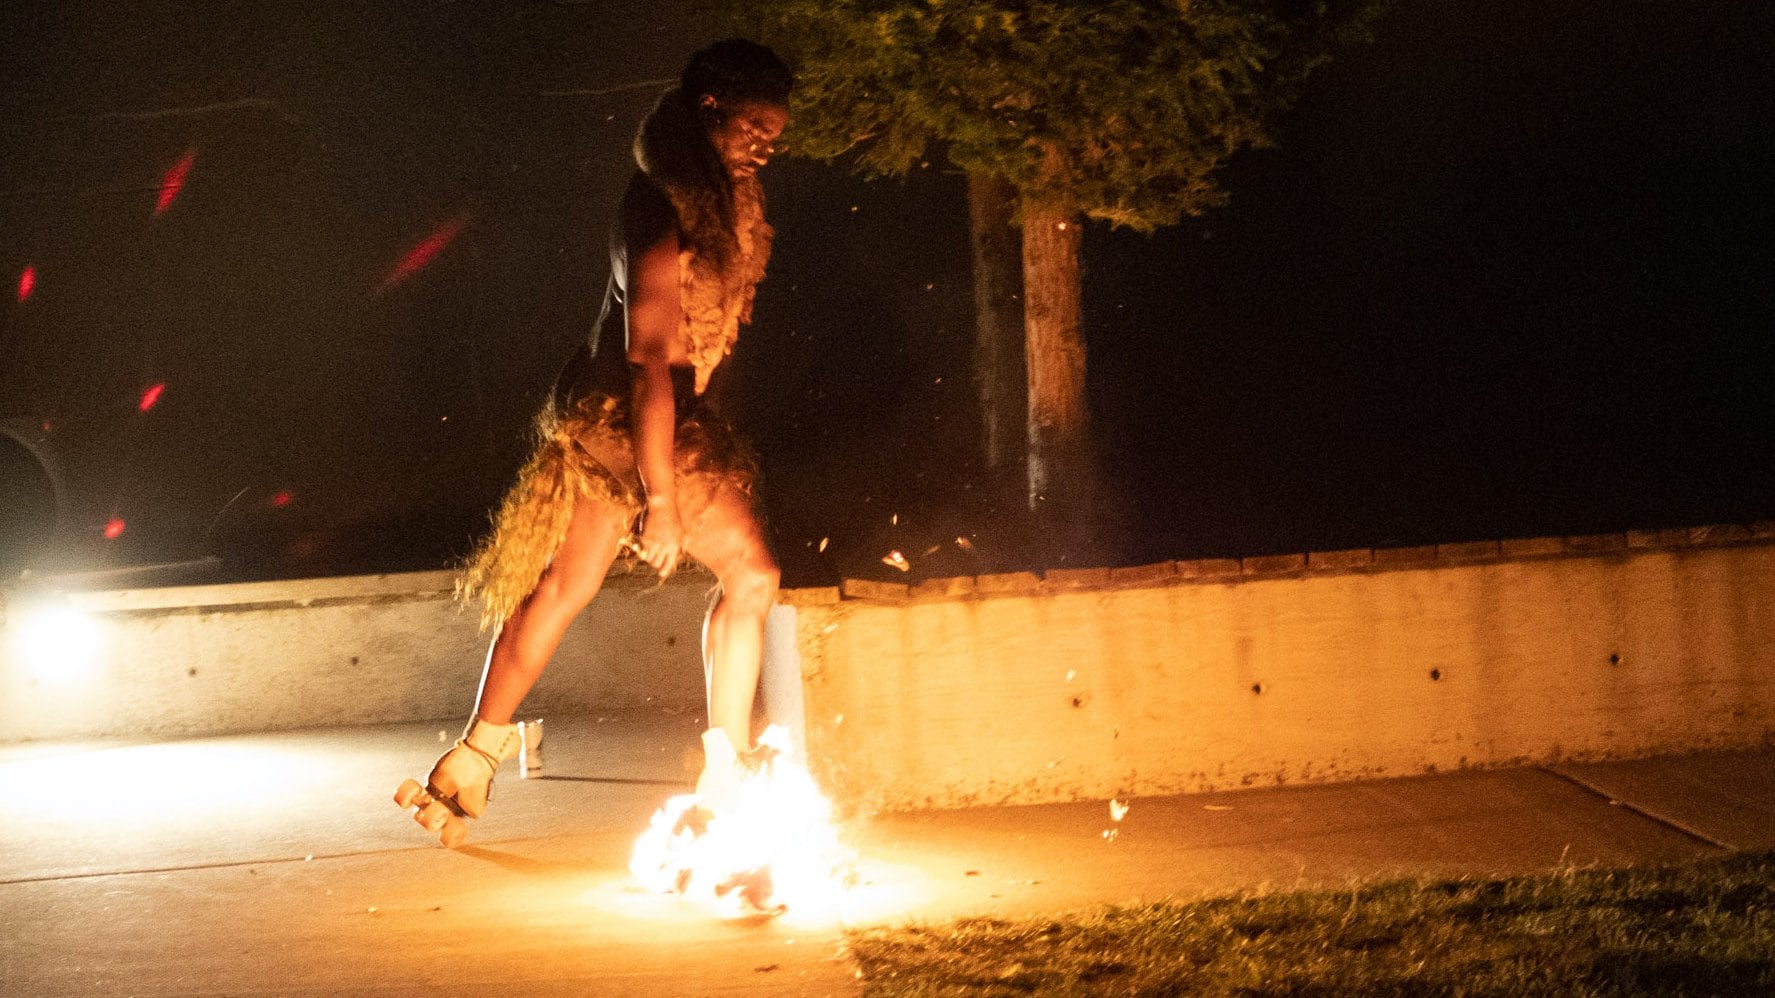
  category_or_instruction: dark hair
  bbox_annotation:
[681,39,793,108]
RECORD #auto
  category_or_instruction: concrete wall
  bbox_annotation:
[790,526,1775,813]
[0,567,716,742]
[7,525,1771,815]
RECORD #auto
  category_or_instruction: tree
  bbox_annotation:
[719,0,1379,528]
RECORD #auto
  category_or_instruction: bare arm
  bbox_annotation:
[625,223,688,578]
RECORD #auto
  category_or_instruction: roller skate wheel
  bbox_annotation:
[393,778,425,808]
[416,801,451,832]
[438,819,467,849]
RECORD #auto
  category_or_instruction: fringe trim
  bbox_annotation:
[456,399,633,633]
[456,394,759,633]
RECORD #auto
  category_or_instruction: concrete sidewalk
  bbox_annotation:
[2,711,1770,997]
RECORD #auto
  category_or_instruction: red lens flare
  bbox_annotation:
[379,214,469,293]
[103,517,126,539]
[271,490,293,508]
[156,149,197,216]
[138,383,166,412]
[17,265,35,302]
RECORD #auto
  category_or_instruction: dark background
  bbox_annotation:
[2,1,1770,588]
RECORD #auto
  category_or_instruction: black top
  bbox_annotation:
[553,172,727,415]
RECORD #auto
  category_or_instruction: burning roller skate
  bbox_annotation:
[392,718,519,848]
[630,724,848,915]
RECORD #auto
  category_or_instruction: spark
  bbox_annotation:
[103,517,126,539]
[17,265,36,302]
[379,214,469,292]
[890,513,898,525]
[155,148,197,216]
[881,550,910,572]
[138,383,166,412]
[818,537,829,552]
[955,536,976,553]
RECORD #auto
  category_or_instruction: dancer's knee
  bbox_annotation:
[722,556,779,617]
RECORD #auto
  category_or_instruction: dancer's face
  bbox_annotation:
[700,96,788,180]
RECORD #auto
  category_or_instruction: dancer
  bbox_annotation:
[398,40,792,845]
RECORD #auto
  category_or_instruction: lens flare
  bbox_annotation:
[138,383,166,412]
[379,214,469,292]
[630,725,853,917]
[156,148,196,216]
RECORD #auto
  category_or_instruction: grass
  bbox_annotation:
[849,850,1775,996]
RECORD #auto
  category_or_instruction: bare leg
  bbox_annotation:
[683,485,779,752]
[473,497,629,724]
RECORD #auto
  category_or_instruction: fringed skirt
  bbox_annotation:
[457,393,757,631]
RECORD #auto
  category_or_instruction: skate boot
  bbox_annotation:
[393,717,519,847]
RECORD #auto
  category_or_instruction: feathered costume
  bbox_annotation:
[459,89,772,631]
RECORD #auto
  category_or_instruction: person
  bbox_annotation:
[409,40,793,841]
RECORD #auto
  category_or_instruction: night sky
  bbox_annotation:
[2,1,1770,588]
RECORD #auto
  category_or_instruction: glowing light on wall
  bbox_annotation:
[17,265,35,302]
[156,148,197,216]
[7,603,104,685]
[379,214,469,292]
[103,517,126,539]
[138,383,166,412]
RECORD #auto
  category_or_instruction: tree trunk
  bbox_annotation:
[1020,204,1089,512]
[966,172,1026,473]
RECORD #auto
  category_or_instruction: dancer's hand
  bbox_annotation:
[637,499,684,579]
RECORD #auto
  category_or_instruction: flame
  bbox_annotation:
[629,725,852,917]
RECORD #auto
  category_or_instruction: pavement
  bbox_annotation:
[1,709,1771,997]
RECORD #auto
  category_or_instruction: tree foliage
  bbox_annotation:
[716,0,1381,229]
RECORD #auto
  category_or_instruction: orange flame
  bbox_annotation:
[630,726,852,917]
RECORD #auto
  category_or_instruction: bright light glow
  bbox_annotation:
[271,490,293,507]
[17,265,35,302]
[630,725,854,918]
[1,740,306,825]
[138,382,166,412]
[103,517,126,539]
[8,603,104,684]
[156,149,196,216]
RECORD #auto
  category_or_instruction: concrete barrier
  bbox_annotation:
[7,525,1771,815]
[791,526,1775,813]
[0,566,717,743]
